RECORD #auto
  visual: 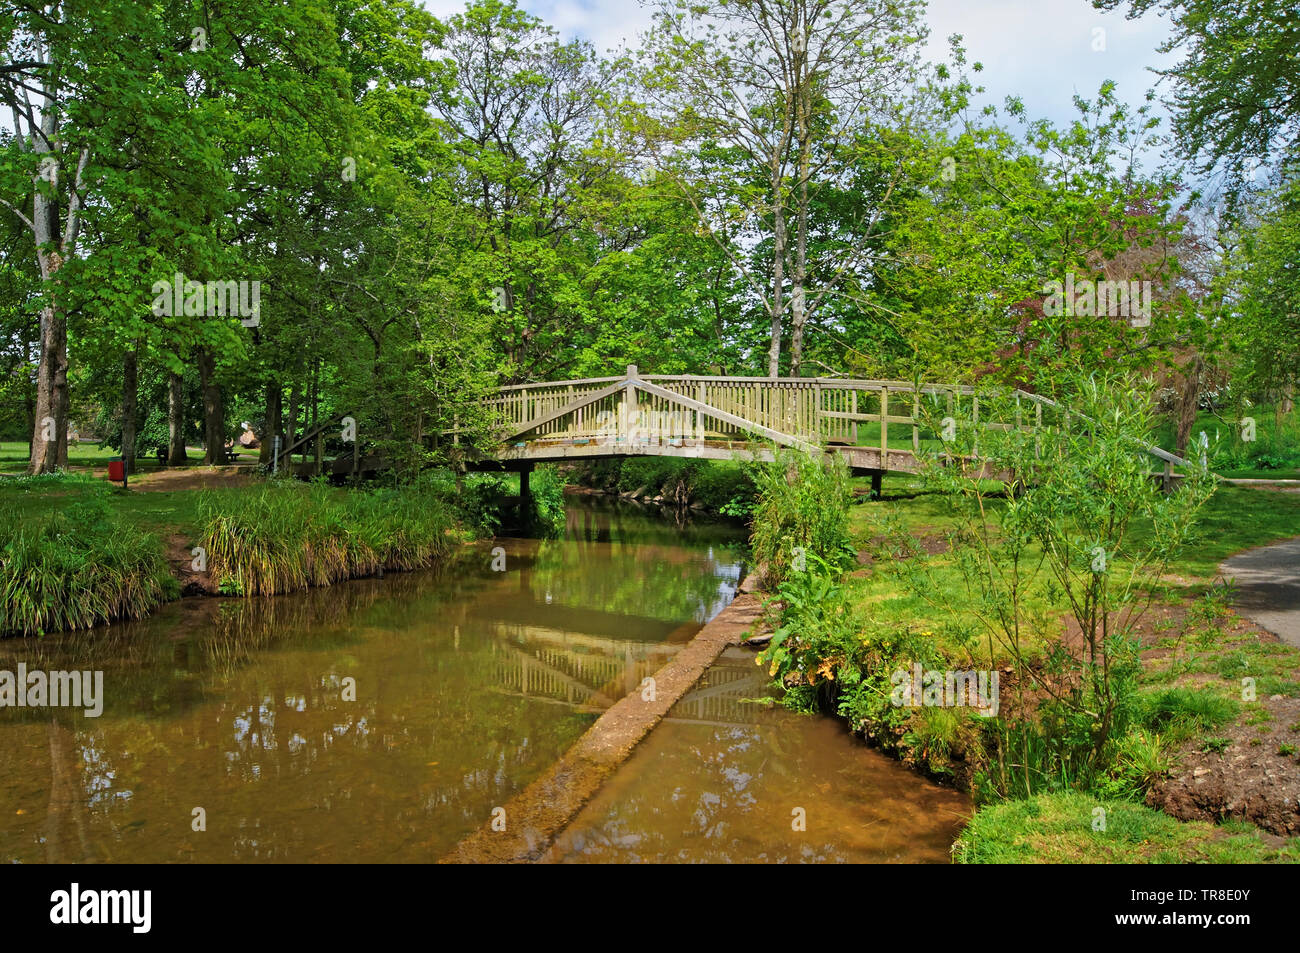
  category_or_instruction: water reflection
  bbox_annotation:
[547,649,972,864]
[0,501,744,863]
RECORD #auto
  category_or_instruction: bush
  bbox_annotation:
[528,466,566,537]
[898,372,1217,797]
[748,449,855,586]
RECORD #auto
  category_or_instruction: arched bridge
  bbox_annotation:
[457,365,1190,496]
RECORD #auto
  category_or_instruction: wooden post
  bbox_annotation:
[851,390,858,445]
[519,465,532,526]
[1034,402,1042,458]
[696,381,705,444]
[912,391,920,454]
[622,365,638,445]
[880,386,889,470]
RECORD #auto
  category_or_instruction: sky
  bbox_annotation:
[419,0,1182,133]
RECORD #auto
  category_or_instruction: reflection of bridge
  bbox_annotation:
[489,627,771,728]
[458,366,1190,497]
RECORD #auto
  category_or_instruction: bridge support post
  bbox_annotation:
[870,471,883,500]
[519,464,533,525]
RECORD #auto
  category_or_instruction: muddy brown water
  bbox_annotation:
[0,499,968,863]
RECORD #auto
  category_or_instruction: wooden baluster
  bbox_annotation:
[881,386,889,469]
[912,391,920,455]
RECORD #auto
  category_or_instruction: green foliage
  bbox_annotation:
[198,482,456,597]
[954,791,1300,863]
[748,450,855,587]
[528,466,567,537]
[897,372,1216,796]
[1137,686,1239,734]
[0,483,175,637]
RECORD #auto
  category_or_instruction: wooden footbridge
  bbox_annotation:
[459,365,1190,496]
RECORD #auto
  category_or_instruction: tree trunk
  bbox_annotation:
[767,181,787,377]
[168,370,187,464]
[1174,355,1203,454]
[28,302,69,474]
[260,382,282,465]
[121,346,139,474]
[197,349,225,465]
[789,57,811,378]
[24,338,36,459]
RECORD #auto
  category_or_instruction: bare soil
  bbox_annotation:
[117,466,257,493]
[1142,609,1300,837]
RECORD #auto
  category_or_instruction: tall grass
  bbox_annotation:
[0,489,175,637]
[198,482,456,596]
[748,449,855,586]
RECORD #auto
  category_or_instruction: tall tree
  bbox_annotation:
[641,0,928,375]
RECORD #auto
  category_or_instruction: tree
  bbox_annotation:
[641,0,928,375]
[1095,0,1300,190]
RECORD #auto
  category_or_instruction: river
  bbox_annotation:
[0,498,968,863]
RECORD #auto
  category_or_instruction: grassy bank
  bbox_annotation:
[198,481,463,596]
[0,475,177,637]
[744,384,1300,863]
[954,792,1300,863]
[0,469,501,638]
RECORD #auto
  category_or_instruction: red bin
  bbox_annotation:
[107,460,125,483]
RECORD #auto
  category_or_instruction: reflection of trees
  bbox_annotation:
[44,719,92,863]
[0,499,754,862]
[529,519,745,626]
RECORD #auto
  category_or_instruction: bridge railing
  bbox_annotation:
[481,369,1037,452]
[473,367,1188,472]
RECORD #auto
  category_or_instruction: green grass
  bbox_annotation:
[198,481,461,596]
[0,478,177,637]
[0,470,470,636]
[0,470,209,534]
[0,439,259,474]
[954,792,1300,863]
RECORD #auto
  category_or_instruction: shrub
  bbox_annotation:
[898,372,1216,796]
[198,482,455,596]
[748,449,855,586]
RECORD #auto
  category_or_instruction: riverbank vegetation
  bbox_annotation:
[0,477,176,637]
[198,482,461,597]
[0,467,550,636]
[748,375,1300,861]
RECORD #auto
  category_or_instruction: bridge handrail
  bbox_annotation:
[472,368,1192,474]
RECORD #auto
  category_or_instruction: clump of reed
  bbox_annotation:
[0,495,175,638]
[197,482,455,597]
